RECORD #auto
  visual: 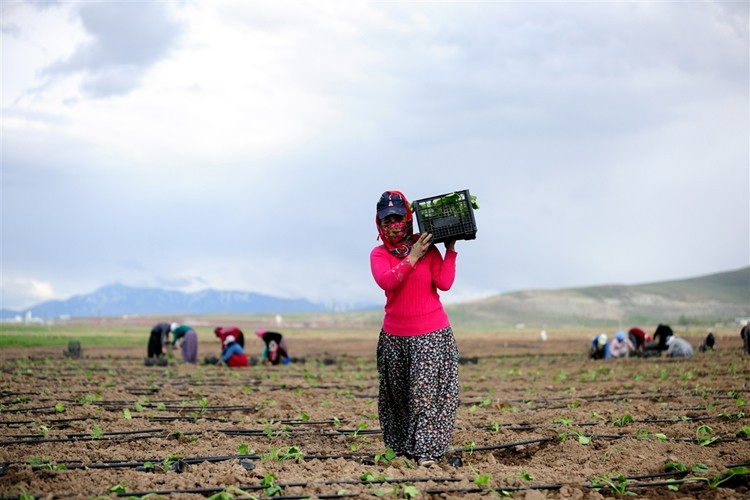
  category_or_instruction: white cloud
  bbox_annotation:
[1,277,58,310]
[1,1,748,311]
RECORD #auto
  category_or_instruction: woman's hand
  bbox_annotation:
[444,239,456,252]
[408,233,433,266]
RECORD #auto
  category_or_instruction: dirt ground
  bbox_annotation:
[1,327,748,499]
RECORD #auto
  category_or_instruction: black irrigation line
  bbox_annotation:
[462,390,744,407]
[95,467,750,499]
[446,437,554,453]
[0,424,363,446]
[464,412,745,432]
[0,428,168,446]
[2,438,557,471]
[116,484,327,500]
[0,417,91,427]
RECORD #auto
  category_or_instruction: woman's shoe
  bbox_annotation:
[417,457,436,467]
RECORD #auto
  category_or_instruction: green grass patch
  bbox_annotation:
[0,324,145,348]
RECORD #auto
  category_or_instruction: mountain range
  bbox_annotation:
[0,284,331,321]
[2,267,748,325]
[447,266,749,327]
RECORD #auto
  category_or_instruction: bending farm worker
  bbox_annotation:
[256,329,290,365]
[221,335,249,367]
[171,323,198,364]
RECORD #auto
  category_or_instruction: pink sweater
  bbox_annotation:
[370,245,457,336]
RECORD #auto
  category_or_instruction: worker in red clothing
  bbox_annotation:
[627,327,647,354]
[221,335,248,367]
[214,326,245,348]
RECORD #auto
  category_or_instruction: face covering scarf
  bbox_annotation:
[378,218,417,259]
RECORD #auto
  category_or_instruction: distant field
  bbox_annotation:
[0,324,146,347]
[0,319,742,356]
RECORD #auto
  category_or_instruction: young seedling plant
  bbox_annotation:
[695,424,721,446]
[591,474,635,496]
[207,486,258,500]
[260,472,283,497]
[374,448,397,465]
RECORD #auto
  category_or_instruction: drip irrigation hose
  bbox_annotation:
[0,417,90,428]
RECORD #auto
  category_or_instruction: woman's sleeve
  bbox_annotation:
[221,346,232,362]
[431,248,457,291]
[222,343,242,362]
[370,247,415,291]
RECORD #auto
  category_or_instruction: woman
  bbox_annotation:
[369,190,460,467]
[170,323,198,364]
[221,335,249,367]
[256,329,290,365]
[147,322,170,358]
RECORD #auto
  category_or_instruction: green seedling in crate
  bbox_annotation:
[411,192,479,213]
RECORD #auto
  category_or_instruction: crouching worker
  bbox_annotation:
[666,335,693,359]
[148,322,170,358]
[257,329,290,365]
[221,335,248,367]
[214,326,245,349]
[698,330,716,353]
[610,331,636,358]
[171,323,198,364]
[590,333,611,360]
[645,323,673,355]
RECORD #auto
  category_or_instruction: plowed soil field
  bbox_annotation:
[1,327,748,499]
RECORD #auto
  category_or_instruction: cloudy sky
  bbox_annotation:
[2,0,748,311]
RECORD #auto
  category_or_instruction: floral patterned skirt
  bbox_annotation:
[376,327,460,460]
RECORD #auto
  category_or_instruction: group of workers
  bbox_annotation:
[589,323,716,360]
[146,322,290,367]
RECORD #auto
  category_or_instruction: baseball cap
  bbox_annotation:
[377,191,407,219]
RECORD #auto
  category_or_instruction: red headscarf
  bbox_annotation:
[376,190,418,258]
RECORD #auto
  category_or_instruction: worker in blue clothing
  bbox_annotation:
[589,333,611,360]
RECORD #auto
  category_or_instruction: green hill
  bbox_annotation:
[446,267,750,329]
